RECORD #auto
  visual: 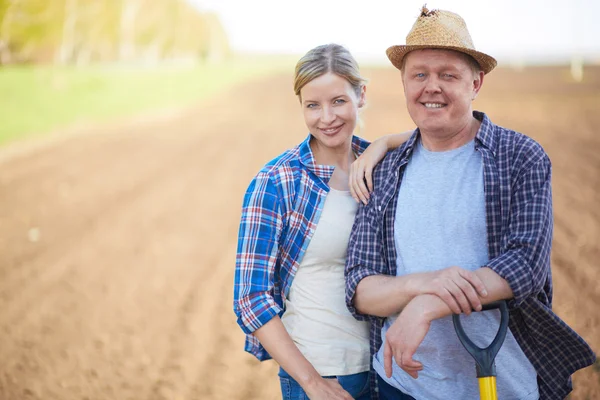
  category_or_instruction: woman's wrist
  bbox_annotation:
[297,368,323,391]
[379,135,392,151]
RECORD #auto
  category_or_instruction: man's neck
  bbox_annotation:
[420,117,481,152]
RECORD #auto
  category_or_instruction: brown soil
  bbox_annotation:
[0,65,598,400]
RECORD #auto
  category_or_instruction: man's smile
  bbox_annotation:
[422,102,447,109]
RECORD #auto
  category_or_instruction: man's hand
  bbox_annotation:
[384,295,444,379]
[304,377,354,400]
[408,266,488,315]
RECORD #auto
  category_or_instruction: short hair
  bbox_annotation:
[293,44,366,100]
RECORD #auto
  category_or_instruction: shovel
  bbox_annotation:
[452,300,509,400]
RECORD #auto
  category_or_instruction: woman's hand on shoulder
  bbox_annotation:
[349,131,413,205]
[350,138,389,205]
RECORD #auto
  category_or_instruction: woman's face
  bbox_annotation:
[300,72,365,151]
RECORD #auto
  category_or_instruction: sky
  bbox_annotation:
[189,0,600,65]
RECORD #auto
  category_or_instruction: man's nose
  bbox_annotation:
[424,76,442,93]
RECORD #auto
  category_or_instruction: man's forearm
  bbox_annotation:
[475,267,513,301]
[354,274,416,317]
[354,267,511,319]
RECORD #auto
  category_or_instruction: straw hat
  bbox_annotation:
[386,6,497,74]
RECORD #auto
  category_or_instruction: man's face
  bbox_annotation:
[402,49,483,137]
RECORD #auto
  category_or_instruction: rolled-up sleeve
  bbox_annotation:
[486,155,553,307]
[234,172,283,334]
[345,198,388,320]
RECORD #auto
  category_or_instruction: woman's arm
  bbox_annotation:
[350,131,413,204]
[384,131,415,149]
[234,173,284,333]
[254,317,353,400]
[235,173,352,400]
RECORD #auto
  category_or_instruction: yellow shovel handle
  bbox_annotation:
[478,376,498,400]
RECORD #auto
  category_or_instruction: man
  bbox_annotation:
[345,7,596,400]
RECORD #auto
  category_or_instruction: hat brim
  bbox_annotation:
[386,45,497,75]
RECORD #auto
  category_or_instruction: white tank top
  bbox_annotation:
[281,188,370,376]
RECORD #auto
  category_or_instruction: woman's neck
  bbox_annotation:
[310,137,355,191]
[310,138,355,172]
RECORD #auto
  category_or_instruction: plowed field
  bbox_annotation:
[1,65,598,399]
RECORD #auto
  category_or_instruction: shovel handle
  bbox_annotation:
[452,300,509,378]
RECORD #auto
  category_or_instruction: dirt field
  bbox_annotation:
[0,65,599,400]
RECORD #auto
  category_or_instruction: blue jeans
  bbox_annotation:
[278,367,370,400]
[377,374,416,400]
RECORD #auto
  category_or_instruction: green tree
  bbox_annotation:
[0,0,230,65]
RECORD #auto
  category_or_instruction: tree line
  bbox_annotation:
[0,0,230,65]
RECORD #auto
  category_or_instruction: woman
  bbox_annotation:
[234,44,410,400]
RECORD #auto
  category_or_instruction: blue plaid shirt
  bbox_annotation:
[234,134,370,360]
[345,112,596,400]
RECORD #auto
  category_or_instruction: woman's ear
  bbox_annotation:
[358,85,367,108]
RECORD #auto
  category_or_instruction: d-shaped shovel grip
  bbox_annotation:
[452,300,509,378]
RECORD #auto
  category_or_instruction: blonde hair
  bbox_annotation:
[293,44,366,100]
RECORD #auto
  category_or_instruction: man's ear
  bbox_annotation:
[472,70,484,100]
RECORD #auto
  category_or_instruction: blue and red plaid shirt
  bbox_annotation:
[345,111,596,399]
[234,134,370,360]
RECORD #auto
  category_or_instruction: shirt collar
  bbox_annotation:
[298,133,371,182]
[386,129,420,168]
[473,111,497,154]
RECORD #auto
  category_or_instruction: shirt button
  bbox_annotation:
[378,206,382,211]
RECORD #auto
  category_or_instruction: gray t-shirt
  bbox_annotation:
[373,139,539,399]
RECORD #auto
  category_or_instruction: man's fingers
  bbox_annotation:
[446,281,473,315]
[384,340,393,378]
[455,277,482,312]
[406,369,419,379]
[438,288,462,315]
[400,351,422,380]
[459,269,488,297]
[434,267,490,314]
[399,362,423,372]
[401,349,422,369]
